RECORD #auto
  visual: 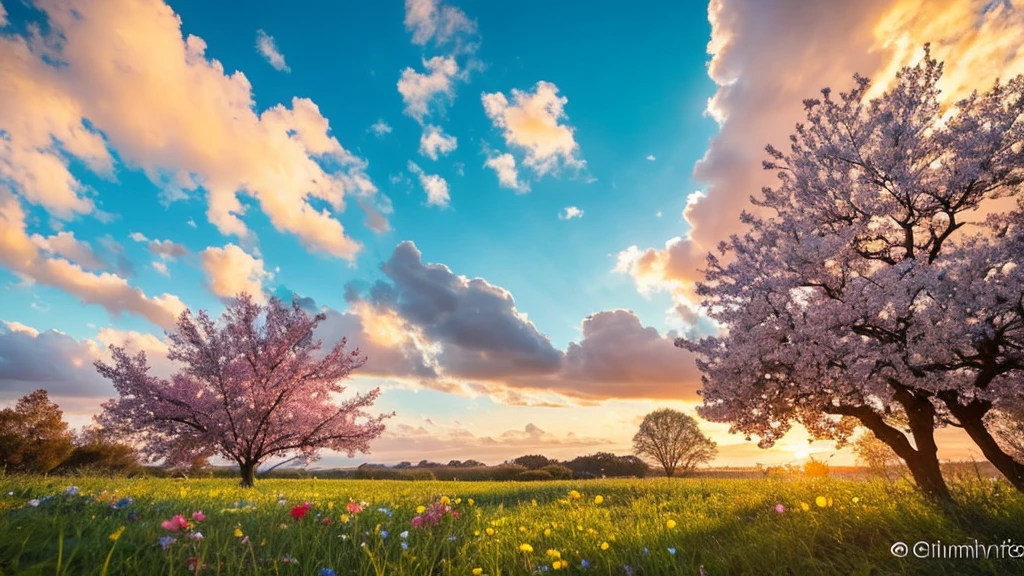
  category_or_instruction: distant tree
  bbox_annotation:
[565,452,648,478]
[853,430,906,483]
[417,460,443,468]
[393,461,412,469]
[96,294,391,487]
[58,426,140,473]
[461,459,486,468]
[510,454,552,470]
[633,409,717,478]
[0,389,74,474]
[446,459,463,467]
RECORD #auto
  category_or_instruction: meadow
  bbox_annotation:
[1,475,1023,575]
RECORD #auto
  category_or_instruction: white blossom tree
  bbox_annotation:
[679,47,1024,501]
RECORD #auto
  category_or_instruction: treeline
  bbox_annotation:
[344,453,648,481]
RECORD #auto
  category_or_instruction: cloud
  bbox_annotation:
[255,29,290,72]
[646,154,656,161]
[129,232,188,261]
[0,191,186,329]
[484,153,529,193]
[482,81,585,177]
[398,56,461,123]
[0,322,108,397]
[30,231,109,271]
[0,0,379,260]
[418,125,458,160]
[186,218,197,228]
[404,0,476,48]
[621,0,1024,304]
[0,2,6,27]
[152,261,169,276]
[407,161,450,208]
[199,243,273,303]
[369,119,392,137]
[559,206,583,220]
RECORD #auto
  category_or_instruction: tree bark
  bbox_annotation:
[939,396,1024,494]
[239,461,257,488]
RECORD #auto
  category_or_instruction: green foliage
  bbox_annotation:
[565,452,648,478]
[1,475,1022,575]
[633,409,716,478]
[538,464,573,480]
[514,470,554,481]
[510,455,552,470]
[0,390,74,474]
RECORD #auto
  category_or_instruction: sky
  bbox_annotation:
[1,0,1023,469]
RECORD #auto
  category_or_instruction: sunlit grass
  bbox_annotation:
[1,475,1022,575]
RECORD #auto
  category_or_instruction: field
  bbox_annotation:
[1,475,1023,576]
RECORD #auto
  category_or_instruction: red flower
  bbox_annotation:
[290,502,311,520]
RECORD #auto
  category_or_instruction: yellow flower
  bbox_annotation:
[455,498,462,504]
[486,527,495,536]
[552,560,564,570]
[600,542,610,551]
[666,519,677,530]
[547,549,562,559]
[279,523,288,530]
[587,528,597,536]
[569,490,581,500]
[519,543,534,553]
[108,526,125,541]
[340,514,350,524]
[594,495,604,505]
[417,505,427,514]
[815,496,828,508]
[532,499,538,507]
[544,528,552,537]
[233,527,244,538]
[576,524,583,531]
[800,502,810,512]
[440,496,451,506]
[852,496,860,504]
[473,569,483,576]
[328,501,334,510]
[468,498,475,506]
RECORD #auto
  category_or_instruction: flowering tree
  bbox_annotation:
[679,48,1024,501]
[632,408,717,477]
[96,294,391,487]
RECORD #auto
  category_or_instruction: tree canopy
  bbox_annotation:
[632,409,717,477]
[0,389,74,474]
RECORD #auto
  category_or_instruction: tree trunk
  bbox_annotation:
[239,462,257,488]
[940,396,1024,493]
[663,463,674,478]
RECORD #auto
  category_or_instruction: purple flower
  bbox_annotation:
[158,536,176,550]
[319,570,337,576]
[775,504,785,514]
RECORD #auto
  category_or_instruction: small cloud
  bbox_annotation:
[484,153,529,193]
[369,119,393,137]
[559,206,584,220]
[398,56,460,123]
[152,261,170,277]
[256,29,290,72]
[656,211,663,218]
[418,125,458,160]
[186,218,197,228]
[646,154,656,161]
[408,161,450,208]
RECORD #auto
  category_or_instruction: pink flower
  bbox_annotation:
[774,504,785,514]
[410,515,424,528]
[192,511,206,522]
[290,502,311,520]
[346,501,362,514]
[161,514,188,531]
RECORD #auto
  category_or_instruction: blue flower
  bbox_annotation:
[158,536,176,550]
[377,507,394,517]
[580,560,591,569]
[668,547,677,555]
[380,530,389,539]
[401,542,409,551]
[319,570,337,576]
[642,547,650,556]
[65,486,80,496]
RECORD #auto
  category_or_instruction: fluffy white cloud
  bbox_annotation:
[200,243,273,303]
[484,153,529,193]
[418,125,458,160]
[369,119,392,137]
[646,154,656,161]
[559,206,583,220]
[398,56,460,123]
[404,0,476,48]
[0,2,7,27]
[0,0,379,261]
[29,231,109,271]
[0,191,186,329]
[482,81,585,177]
[255,29,290,72]
[407,162,450,208]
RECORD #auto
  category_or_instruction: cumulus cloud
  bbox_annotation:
[620,0,1024,306]
[404,0,476,49]
[255,29,290,72]
[200,243,273,303]
[646,154,656,161]
[407,161,451,208]
[0,0,379,260]
[482,81,585,177]
[484,153,529,193]
[559,206,583,220]
[0,2,7,27]
[0,191,186,329]
[369,119,392,137]
[128,232,188,260]
[0,322,108,397]
[398,56,461,123]
[30,231,109,271]
[418,125,458,160]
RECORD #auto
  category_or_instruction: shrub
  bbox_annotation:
[515,470,554,481]
[539,464,573,480]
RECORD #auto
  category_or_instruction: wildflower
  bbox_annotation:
[321,517,333,526]
[594,495,604,505]
[161,515,188,532]
[191,531,204,541]
[668,547,677,555]
[241,536,250,545]
[320,569,337,576]
[852,497,860,504]
[473,569,483,575]
[520,543,534,553]
[401,541,408,551]
[448,535,457,541]
[440,496,451,506]
[291,502,311,520]
[581,560,591,569]
[553,560,564,570]
[378,507,394,517]
[27,499,40,507]
[642,548,649,556]
[774,504,785,514]
[569,490,581,500]
[400,531,409,539]
[280,523,289,530]
[815,496,828,508]
[65,486,80,496]
[233,527,244,538]
[186,557,199,572]
[600,542,610,551]
[411,516,424,528]
[800,502,810,512]
[380,530,389,539]
[340,514,350,524]
[417,505,426,514]
[347,501,363,514]
[532,499,538,507]
[468,498,475,506]
[192,511,206,522]
[112,497,134,509]
[666,519,677,529]
[544,528,552,536]
[281,556,298,564]
[328,502,335,510]
[158,536,176,550]
[486,527,495,536]
[109,526,125,541]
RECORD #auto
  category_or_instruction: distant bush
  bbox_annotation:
[490,464,528,481]
[539,464,573,480]
[515,470,554,481]
[510,455,552,470]
[566,452,648,478]
[803,457,831,478]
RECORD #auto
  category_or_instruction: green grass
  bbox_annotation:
[1,475,1022,575]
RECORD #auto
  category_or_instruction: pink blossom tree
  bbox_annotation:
[95,294,391,487]
[679,48,1024,501]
